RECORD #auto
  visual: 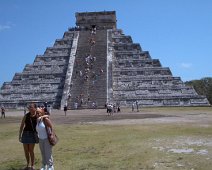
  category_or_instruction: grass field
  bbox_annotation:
[0,107,212,170]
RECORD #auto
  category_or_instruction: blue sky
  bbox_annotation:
[0,0,212,86]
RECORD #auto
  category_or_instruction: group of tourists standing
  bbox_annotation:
[132,100,139,112]
[19,103,56,170]
[106,103,121,116]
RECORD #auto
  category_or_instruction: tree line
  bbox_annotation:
[185,77,212,105]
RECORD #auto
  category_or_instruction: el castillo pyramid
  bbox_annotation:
[0,11,210,109]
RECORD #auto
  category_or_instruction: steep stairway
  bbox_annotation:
[68,29,107,109]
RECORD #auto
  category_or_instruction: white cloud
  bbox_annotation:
[180,62,192,69]
[0,25,11,32]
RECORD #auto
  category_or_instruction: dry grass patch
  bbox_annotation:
[1,107,212,170]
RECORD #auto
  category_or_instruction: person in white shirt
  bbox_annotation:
[36,109,54,170]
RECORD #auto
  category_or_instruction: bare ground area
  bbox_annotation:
[4,107,212,126]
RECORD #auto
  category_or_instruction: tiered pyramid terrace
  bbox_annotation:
[0,11,209,109]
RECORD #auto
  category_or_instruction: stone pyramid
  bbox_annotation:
[0,11,209,109]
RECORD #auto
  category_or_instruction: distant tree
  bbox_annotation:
[185,77,212,105]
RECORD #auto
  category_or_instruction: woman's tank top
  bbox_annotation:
[23,112,37,132]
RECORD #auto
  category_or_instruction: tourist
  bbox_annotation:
[79,70,83,77]
[136,100,139,112]
[74,102,78,109]
[75,70,78,78]
[1,106,5,118]
[87,95,90,102]
[91,25,96,35]
[80,98,84,105]
[113,104,116,113]
[47,105,52,115]
[36,108,54,170]
[63,105,67,116]
[132,102,135,111]
[24,106,27,115]
[107,104,113,116]
[19,103,38,170]
[68,93,71,100]
[92,102,96,109]
[89,37,95,46]
[117,105,121,112]
[43,102,48,114]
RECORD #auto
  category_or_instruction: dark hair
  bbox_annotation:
[28,103,37,109]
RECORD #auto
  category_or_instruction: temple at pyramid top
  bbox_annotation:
[75,11,117,29]
[0,11,210,109]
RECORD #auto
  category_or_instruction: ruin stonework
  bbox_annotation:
[0,11,210,109]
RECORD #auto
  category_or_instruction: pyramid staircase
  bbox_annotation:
[65,29,107,109]
[0,11,210,109]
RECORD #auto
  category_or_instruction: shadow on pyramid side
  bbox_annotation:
[0,11,210,109]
